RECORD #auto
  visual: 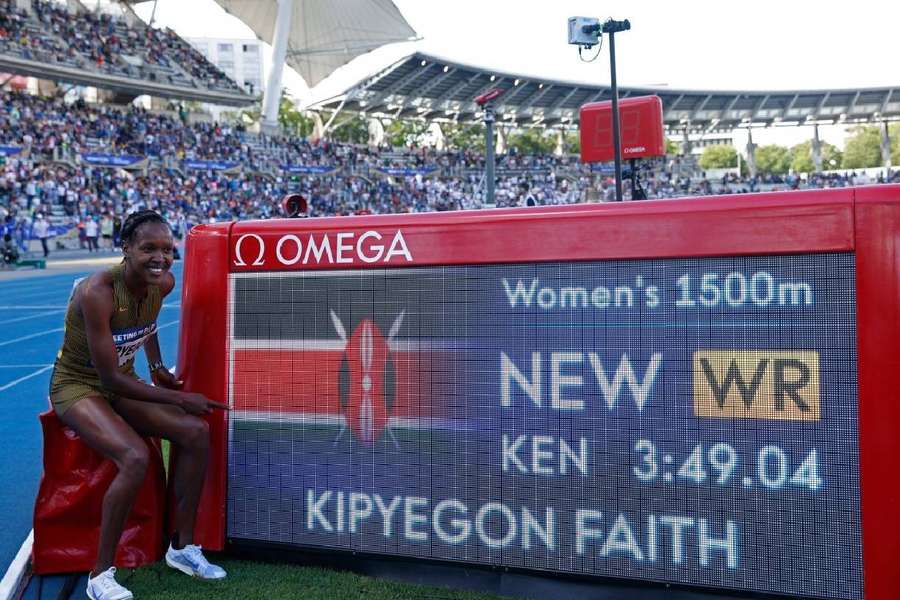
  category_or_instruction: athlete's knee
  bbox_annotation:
[178,417,209,450]
[116,443,149,482]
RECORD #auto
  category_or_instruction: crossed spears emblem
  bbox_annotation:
[330,309,406,448]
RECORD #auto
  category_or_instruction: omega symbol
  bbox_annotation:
[233,233,265,266]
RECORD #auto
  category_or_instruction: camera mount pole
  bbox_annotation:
[484,103,496,205]
[602,19,630,202]
[608,28,623,201]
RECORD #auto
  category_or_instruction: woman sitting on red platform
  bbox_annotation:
[49,209,228,600]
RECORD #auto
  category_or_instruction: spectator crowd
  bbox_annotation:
[0,0,243,94]
[1,88,898,258]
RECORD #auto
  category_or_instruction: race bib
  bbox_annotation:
[111,323,158,366]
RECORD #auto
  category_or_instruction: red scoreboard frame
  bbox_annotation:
[178,186,900,599]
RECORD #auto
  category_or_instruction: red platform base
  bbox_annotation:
[32,410,167,575]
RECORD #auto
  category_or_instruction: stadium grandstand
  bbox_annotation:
[2,87,899,258]
[0,0,252,104]
[0,4,898,253]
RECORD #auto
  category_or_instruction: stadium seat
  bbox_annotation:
[32,410,166,575]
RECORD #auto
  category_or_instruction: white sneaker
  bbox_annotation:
[165,543,227,579]
[86,567,133,600]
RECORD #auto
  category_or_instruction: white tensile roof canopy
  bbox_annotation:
[212,0,417,87]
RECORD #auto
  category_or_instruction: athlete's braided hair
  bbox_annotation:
[121,210,169,245]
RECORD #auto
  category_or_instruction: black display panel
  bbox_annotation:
[227,253,861,599]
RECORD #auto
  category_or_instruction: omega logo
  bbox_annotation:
[233,230,413,267]
[233,233,265,266]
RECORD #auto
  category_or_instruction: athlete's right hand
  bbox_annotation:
[178,392,229,415]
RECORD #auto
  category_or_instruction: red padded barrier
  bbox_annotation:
[32,410,166,575]
[854,186,900,600]
[174,222,231,550]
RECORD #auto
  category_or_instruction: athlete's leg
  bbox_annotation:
[112,398,209,547]
[57,396,150,575]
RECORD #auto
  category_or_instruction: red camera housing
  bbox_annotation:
[474,88,505,106]
[579,95,665,163]
[281,194,308,218]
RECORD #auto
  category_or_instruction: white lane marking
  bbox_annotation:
[0,278,82,291]
[0,364,53,368]
[0,288,74,301]
[9,284,183,302]
[0,278,183,293]
[0,365,54,391]
[0,305,67,310]
[0,310,63,325]
[0,284,83,299]
[0,328,64,347]
[0,318,177,348]
[0,530,32,600]
[5,289,76,302]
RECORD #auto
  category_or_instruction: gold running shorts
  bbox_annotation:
[48,366,129,416]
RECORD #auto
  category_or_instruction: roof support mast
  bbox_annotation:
[262,0,294,134]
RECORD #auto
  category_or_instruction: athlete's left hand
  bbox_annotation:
[152,368,183,390]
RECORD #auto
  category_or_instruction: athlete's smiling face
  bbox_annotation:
[124,222,175,284]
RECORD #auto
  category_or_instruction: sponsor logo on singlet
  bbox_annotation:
[112,323,158,366]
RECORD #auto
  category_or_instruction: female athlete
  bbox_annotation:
[49,209,228,600]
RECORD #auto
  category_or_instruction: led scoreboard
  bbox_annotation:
[178,187,900,600]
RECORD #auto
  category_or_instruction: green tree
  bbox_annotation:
[221,100,260,126]
[507,128,556,155]
[842,123,900,168]
[894,123,900,163]
[754,144,791,175]
[442,123,485,152]
[278,95,314,138]
[384,119,429,147]
[563,131,580,154]
[842,125,883,168]
[698,144,738,170]
[219,90,312,138]
[789,140,843,173]
[329,115,369,144]
[665,138,681,156]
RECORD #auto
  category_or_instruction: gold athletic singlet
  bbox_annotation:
[49,263,162,415]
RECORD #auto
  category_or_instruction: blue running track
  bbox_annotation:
[0,261,183,598]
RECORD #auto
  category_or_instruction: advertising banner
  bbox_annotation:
[80,153,148,169]
[184,159,241,173]
[375,166,438,177]
[281,164,339,175]
[0,145,25,158]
